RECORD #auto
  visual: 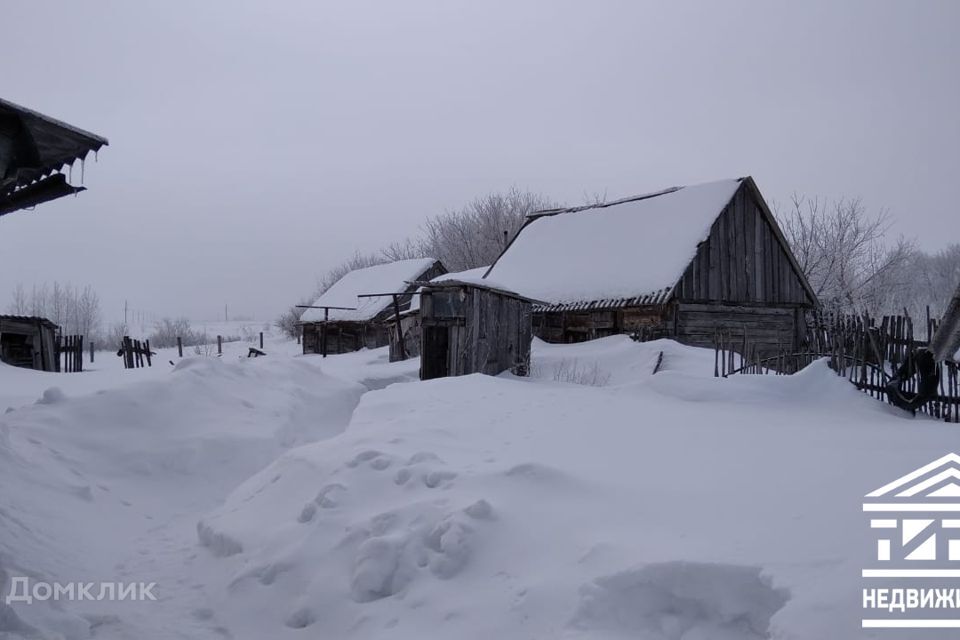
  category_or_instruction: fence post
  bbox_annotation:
[217,335,222,355]
[77,335,83,373]
[259,331,263,349]
[145,339,152,367]
[90,340,95,364]
[177,336,183,358]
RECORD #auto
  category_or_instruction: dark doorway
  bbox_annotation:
[421,326,449,380]
[0,332,34,368]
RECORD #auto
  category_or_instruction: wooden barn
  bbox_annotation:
[418,279,533,380]
[387,266,490,362]
[300,258,446,356]
[0,315,58,371]
[1,97,108,218]
[483,177,818,358]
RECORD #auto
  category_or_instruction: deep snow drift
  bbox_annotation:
[0,335,956,639]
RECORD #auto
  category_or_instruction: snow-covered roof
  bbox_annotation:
[406,266,490,315]
[301,258,440,323]
[484,179,743,305]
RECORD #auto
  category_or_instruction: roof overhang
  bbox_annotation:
[0,97,108,218]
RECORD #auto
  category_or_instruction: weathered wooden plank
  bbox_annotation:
[678,303,794,315]
[752,198,763,303]
[734,190,746,300]
[725,202,739,300]
[708,220,721,299]
[699,238,710,300]
[743,191,755,302]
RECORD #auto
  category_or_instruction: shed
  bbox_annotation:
[387,266,489,362]
[418,279,533,380]
[1,97,108,218]
[300,258,446,355]
[0,315,59,371]
[483,177,818,358]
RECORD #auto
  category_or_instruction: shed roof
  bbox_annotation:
[301,258,441,323]
[483,178,744,306]
[1,97,108,216]
[0,315,59,330]
[405,266,490,316]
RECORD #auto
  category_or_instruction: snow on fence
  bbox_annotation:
[715,309,960,423]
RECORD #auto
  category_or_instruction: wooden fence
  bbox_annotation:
[715,309,960,423]
[118,336,153,369]
[56,334,84,373]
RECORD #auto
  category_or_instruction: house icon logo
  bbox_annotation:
[862,453,960,629]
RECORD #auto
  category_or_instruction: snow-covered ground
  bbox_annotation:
[0,334,955,639]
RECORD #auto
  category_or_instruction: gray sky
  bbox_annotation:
[2,1,958,324]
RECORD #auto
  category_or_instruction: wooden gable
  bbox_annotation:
[674,177,817,307]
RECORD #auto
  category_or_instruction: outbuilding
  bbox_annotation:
[483,177,818,359]
[0,315,59,371]
[300,258,446,356]
[418,279,533,380]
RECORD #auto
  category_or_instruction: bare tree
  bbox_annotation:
[149,317,207,348]
[898,244,960,320]
[275,296,314,339]
[776,195,915,315]
[8,281,105,343]
[416,188,557,271]
[8,284,27,315]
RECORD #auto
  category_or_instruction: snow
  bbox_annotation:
[300,258,439,323]
[0,331,957,639]
[484,179,742,304]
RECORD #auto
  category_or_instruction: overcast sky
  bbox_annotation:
[2,1,958,324]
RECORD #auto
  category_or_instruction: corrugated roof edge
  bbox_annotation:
[532,287,673,313]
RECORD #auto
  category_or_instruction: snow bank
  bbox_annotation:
[190,338,954,640]
[2,335,957,639]
[0,354,365,638]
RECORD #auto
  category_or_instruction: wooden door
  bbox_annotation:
[422,326,449,380]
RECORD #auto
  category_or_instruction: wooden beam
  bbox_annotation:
[392,294,406,361]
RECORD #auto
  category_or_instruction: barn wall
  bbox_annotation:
[674,303,803,356]
[301,321,389,355]
[532,306,669,343]
[675,182,812,306]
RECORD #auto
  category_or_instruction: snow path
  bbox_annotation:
[0,343,416,639]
